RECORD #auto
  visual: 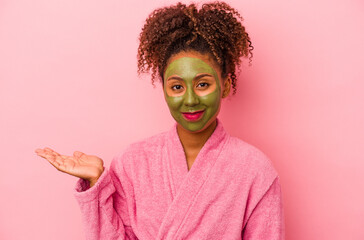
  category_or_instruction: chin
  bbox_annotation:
[179,118,217,133]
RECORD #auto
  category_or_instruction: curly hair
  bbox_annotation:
[137,1,253,95]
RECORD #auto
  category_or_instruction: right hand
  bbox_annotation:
[35,147,105,187]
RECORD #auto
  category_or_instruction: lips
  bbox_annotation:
[181,110,205,121]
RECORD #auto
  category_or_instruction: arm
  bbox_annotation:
[74,156,137,240]
[242,177,285,240]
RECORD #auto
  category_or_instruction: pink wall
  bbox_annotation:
[1,0,363,239]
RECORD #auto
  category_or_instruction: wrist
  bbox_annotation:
[89,180,97,188]
[87,168,104,188]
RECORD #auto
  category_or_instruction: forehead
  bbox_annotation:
[164,51,221,79]
[164,57,218,78]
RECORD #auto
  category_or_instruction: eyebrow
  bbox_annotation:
[167,73,214,82]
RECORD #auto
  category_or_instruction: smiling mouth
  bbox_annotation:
[181,110,205,121]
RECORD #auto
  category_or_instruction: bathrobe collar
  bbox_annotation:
[159,118,229,238]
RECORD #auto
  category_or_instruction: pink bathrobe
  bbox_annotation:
[74,118,285,239]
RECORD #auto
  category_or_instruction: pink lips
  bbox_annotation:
[181,110,205,121]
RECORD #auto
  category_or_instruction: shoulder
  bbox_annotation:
[111,130,168,167]
[222,135,281,208]
[127,131,167,154]
[224,135,278,182]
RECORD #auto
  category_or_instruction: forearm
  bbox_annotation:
[74,168,132,240]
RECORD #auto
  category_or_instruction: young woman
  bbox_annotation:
[35,2,284,239]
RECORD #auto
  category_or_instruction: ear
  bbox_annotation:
[222,76,231,98]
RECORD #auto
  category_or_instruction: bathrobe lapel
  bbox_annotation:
[157,118,229,239]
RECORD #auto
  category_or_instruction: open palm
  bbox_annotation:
[35,147,104,185]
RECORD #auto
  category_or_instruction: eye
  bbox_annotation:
[171,85,183,91]
[197,82,209,88]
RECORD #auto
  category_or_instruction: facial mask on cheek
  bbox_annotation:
[163,57,222,132]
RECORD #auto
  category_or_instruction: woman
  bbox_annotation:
[35,1,284,239]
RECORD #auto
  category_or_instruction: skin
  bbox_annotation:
[164,57,220,132]
[164,50,231,170]
[35,147,104,187]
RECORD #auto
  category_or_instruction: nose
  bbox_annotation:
[184,88,199,106]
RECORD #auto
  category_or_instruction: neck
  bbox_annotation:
[176,119,217,154]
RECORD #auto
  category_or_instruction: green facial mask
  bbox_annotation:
[163,57,221,132]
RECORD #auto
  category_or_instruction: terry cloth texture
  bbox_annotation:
[74,118,285,239]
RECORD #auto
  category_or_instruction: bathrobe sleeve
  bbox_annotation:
[242,176,285,240]
[73,154,137,240]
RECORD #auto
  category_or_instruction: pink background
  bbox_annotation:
[1,0,363,239]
